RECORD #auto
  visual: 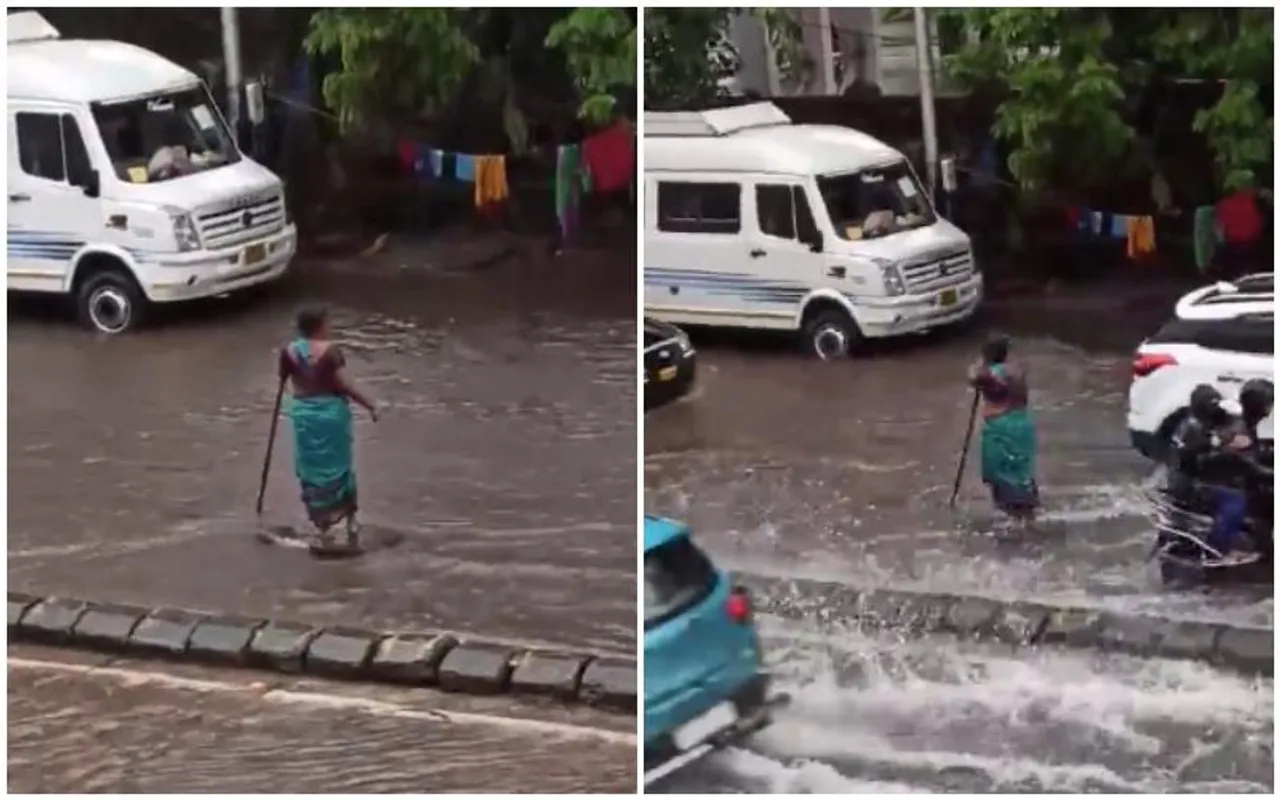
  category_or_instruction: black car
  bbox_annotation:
[644,317,696,410]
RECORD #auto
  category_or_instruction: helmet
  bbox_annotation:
[1240,378,1275,426]
[1188,384,1225,424]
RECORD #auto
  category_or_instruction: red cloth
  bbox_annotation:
[396,141,416,175]
[1065,207,1079,229]
[1215,191,1262,245]
[582,122,634,194]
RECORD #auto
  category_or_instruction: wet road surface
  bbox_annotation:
[8,645,635,793]
[645,316,1274,791]
[10,243,636,654]
[652,617,1272,794]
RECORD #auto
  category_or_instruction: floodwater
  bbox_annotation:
[8,646,636,793]
[7,241,637,792]
[646,310,1274,792]
[9,242,636,654]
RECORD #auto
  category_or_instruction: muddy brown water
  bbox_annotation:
[9,243,636,655]
[8,646,636,793]
[646,306,1273,792]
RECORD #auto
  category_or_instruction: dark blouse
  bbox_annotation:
[278,341,346,399]
[972,361,1029,411]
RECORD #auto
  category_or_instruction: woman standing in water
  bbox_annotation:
[968,334,1040,527]
[278,307,379,547]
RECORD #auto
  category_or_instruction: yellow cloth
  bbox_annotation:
[474,155,509,208]
[1126,215,1156,259]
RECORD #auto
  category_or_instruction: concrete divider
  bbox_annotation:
[8,593,636,713]
[740,574,1274,677]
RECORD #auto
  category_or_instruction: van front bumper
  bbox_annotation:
[643,672,789,786]
[853,273,983,338]
[140,224,297,303]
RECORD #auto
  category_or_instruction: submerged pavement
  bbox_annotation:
[9,242,636,655]
[646,305,1273,792]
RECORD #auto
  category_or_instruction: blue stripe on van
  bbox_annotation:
[645,266,808,305]
[8,230,156,264]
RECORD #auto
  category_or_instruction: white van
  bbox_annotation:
[644,102,981,358]
[7,12,296,334]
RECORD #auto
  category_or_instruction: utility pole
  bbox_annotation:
[816,7,837,95]
[220,8,243,132]
[913,7,939,197]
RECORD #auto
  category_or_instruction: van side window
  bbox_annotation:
[756,185,795,239]
[657,182,740,234]
[794,186,820,244]
[16,113,66,182]
[61,115,93,187]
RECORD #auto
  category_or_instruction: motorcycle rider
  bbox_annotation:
[1166,384,1254,562]
[1239,378,1274,445]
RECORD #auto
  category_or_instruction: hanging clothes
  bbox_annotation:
[1109,214,1129,239]
[396,141,417,176]
[454,154,476,182]
[581,122,634,194]
[473,155,510,209]
[1215,190,1262,245]
[1089,211,1104,236]
[1065,207,1079,230]
[1125,216,1156,260]
[1193,206,1218,273]
[555,144,584,238]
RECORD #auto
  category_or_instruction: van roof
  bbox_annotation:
[643,514,688,552]
[645,103,903,177]
[8,33,198,104]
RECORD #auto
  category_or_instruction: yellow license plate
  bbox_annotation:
[657,366,678,382]
[939,288,958,307]
[244,243,267,265]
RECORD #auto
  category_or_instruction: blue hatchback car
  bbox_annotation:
[643,515,788,785]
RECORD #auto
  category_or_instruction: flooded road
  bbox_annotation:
[9,242,636,654]
[655,618,1273,794]
[645,314,1274,792]
[8,646,635,792]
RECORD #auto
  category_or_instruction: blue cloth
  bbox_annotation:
[1204,484,1247,555]
[1110,214,1129,238]
[454,153,475,181]
[286,339,357,526]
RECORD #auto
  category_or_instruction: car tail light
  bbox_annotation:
[725,587,752,624]
[1132,353,1177,378]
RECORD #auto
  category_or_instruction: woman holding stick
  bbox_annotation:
[274,306,379,547]
[967,334,1040,527]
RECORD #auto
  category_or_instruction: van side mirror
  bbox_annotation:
[73,168,100,198]
[245,80,267,125]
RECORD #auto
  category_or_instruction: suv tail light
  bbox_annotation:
[725,587,752,624]
[1132,352,1178,378]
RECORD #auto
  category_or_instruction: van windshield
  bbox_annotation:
[817,161,936,241]
[92,86,240,184]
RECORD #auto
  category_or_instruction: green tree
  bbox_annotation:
[936,8,1273,192]
[303,9,635,141]
[643,8,803,110]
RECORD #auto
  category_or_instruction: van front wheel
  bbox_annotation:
[802,309,860,360]
[77,270,145,335]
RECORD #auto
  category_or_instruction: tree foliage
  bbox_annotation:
[937,9,1273,192]
[643,8,803,110]
[303,9,635,141]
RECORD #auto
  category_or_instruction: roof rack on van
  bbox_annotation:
[644,102,791,138]
[7,11,61,44]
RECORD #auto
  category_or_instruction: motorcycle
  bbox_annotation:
[1146,444,1274,586]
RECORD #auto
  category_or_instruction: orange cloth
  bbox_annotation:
[474,155,509,209]
[1126,215,1156,260]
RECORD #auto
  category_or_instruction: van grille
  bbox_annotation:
[196,193,285,250]
[901,250,973,294]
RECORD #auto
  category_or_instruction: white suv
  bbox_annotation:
[1128,273,1274,461]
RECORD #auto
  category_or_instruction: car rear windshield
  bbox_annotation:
[645,535,719,630]
[1149,315,1274,356]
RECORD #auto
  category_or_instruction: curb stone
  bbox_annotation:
[740,574,1273,675]
[8,592,634,713]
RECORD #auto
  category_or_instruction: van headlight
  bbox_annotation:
[171,213,200,252]
[872,258,906,296]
